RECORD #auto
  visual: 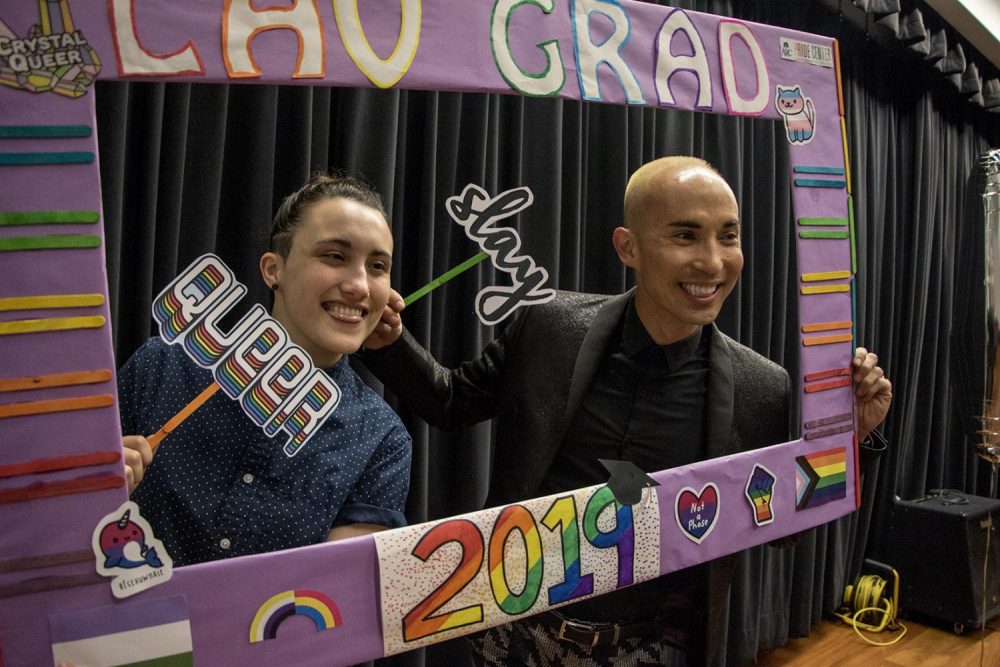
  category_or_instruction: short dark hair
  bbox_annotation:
[269,172,388,258]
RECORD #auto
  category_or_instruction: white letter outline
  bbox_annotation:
[108,0,204,76]
[222,0,325,79]
[334,0,421,89]
[491,0,565,97]
[571,0,644,105]
[718,20,769,116]
[653,9,712,111]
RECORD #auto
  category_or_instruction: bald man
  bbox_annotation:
[361,157,891,666]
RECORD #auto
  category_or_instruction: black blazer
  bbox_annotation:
[361,289,792,666]
[363,289,790,505]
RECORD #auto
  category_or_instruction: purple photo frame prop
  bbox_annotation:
[0,2,856,664]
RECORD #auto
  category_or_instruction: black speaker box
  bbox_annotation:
[888,493,1000,633]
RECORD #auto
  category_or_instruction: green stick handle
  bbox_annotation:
[403,251,490,306]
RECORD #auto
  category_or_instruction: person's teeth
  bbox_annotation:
[326,303,363,317]
[683,284,717,297]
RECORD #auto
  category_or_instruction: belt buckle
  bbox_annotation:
[557,618,620,648]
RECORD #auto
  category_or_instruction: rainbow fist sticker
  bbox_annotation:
[795,447,847,510]
[249,589,343,643]
[744,465,776,526]
[674,483,719,544]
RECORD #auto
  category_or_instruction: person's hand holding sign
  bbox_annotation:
[364,290,405,350]
[852,346,892,442]
[122,435,153,493]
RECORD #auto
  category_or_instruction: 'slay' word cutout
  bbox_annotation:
[446,184,555,325]
[151,254,341,457]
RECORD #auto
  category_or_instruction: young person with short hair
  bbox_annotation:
[119,173,412,566]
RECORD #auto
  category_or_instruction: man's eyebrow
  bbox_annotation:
[315,237,392,258]
[663,220,741,229]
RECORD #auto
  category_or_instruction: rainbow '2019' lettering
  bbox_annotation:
[400,486,635,642]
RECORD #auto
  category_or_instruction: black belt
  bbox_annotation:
[537,611,663,648]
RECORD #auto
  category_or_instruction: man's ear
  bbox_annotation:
[613,227,639,269]
[259,252,283,290]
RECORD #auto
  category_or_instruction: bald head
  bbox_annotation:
[624,156,734,231]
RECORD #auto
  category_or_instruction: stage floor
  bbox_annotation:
[759,616,1000,666]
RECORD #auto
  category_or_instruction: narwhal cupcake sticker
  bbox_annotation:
[91,501,173,598]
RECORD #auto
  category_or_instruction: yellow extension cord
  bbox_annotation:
[833,571,909,646]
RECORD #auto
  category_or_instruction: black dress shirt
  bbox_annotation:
[537,296,710,645]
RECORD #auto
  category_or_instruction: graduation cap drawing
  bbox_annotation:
[599,459,660,505]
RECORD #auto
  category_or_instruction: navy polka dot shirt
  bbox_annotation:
[120,337,411,566]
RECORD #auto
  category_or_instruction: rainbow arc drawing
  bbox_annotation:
[249,589,343,643]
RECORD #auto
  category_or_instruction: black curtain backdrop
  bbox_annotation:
[93,1,1000,664]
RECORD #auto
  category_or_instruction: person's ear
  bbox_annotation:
[259,252,283,292]
[613,226,639,269]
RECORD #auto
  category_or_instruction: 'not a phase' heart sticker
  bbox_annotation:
[675,483,720,544]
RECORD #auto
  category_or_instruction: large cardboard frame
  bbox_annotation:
[0,2,858,664]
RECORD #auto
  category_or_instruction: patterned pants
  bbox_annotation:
[468,619,689,667]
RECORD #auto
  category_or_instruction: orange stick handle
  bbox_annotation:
[147,382,221,452]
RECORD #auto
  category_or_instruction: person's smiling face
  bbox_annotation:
[614,163,743,345]
[262,197,393,368]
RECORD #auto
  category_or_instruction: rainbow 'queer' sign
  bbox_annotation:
[152,254,341,457]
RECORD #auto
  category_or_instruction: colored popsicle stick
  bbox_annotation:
[0,315,105,335]
[0,369,112,393]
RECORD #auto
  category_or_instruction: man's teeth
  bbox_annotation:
[326,303,364,318]
[682,283,717,297]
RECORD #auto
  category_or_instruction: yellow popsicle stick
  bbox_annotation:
[0,293,104,312]
[0,316,105,335]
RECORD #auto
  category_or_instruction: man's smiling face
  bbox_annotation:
[615,163,743,345]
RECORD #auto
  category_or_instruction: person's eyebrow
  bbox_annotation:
[662,220,741,231]
[316,237,392,259]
